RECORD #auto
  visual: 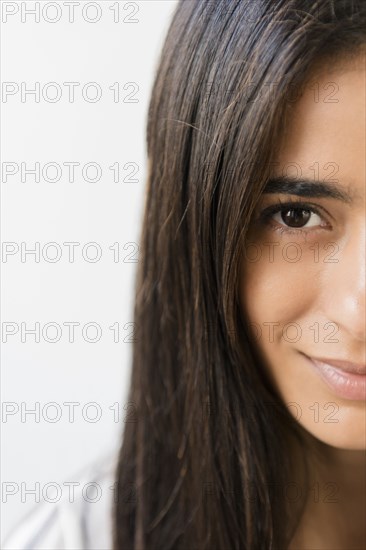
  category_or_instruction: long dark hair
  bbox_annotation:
[113,1,366,548]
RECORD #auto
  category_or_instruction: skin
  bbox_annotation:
[240,52,365,548]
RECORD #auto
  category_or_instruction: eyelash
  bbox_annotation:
[257,199,331,236]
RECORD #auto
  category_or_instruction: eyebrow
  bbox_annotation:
[262,176,355,204]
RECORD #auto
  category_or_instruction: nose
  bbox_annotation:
[323,221,365,344]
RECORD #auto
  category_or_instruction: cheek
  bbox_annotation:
[239,251,317,333]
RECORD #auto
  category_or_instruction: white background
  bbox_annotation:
[1,0,179,540]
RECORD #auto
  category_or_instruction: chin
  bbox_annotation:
[295,407,366,451]
[315,431,366,451]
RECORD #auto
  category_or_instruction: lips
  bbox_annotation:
[308,357,366,375]
[301,353,366,401]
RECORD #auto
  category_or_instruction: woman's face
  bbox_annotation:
[240,54,365,450]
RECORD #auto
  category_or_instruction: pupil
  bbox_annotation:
[282,208,310,227]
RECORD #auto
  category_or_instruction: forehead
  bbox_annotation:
[275,53,366,194]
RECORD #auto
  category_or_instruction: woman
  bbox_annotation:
[113,1,365,549]
[3,1,365,549]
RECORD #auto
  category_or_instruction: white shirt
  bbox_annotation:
[2,452,117,550]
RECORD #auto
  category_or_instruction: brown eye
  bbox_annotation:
[280,207,312,228]
[271,205,324,230]
[256,200,330,235]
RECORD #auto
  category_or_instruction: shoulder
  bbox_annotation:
[2,452,118,550]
